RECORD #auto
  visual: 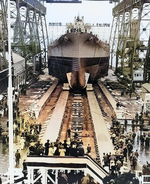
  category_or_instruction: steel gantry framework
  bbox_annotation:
[10,0,49,61]
[109,0,150,81]
[0,0,8,70]
[0,0,49,67]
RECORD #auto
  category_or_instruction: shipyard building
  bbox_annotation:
[48,17,110,44]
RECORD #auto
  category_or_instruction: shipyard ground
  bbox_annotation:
[0,68,149,182]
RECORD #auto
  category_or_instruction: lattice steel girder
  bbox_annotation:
[10,0,49,60]
[109,15,120,67]
[109,0,150,80]
[0,0,8,70]
[144,36,150,82]
[112,0,144,17]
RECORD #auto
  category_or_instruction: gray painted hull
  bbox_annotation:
[48,32,109,90]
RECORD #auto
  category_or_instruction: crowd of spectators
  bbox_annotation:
[28,138,92,157]
[142,161,150,175]
[106,119,139,172]
[108,110,150,175]
[1,80,150,184]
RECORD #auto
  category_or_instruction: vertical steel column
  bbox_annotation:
[40,12,46,50]
[55,169,58,184]
[109,15,120,69]
[0,0,8,70]
[27,167,30,184]
[8,0,14,183]
[27,167,34,184]
[31,168,34,184]
[41,168,47,184]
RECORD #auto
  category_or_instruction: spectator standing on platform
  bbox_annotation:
[59,143,66,156]
[81,174,90,184]
[70,143,77,157]
[48,144,55,156]
[77,144,84,156]
[15,149,21,166]
[44,139,50,155]
[67,128,71,138]
[87,144,91,154]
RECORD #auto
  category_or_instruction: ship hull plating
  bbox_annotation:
[48,32,109,90]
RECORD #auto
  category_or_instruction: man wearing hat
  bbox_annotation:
[45,139,50,155]
[77,144,84,156]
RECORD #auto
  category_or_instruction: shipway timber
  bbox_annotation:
[48,16,110,90]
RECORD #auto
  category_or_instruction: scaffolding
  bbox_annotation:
[0,0,8,70]
[0,0,49,69]
[109,0,150,81]
[11,0,49,62]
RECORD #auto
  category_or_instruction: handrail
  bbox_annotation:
[84,154,109,175]
[25,155,109,183]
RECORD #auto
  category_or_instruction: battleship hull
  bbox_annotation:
[48,32,109,90]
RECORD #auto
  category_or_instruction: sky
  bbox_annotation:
[45,1,115,25]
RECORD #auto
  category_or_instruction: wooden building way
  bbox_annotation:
[87,91,114,163]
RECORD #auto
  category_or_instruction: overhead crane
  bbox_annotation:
[109,0,150,82]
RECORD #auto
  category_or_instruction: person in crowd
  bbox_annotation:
[81,174,90,184]
[145,134,150,147]
[70,143,77,157]
[123,146,127,162]
[59,143,66,156]
[116,159,122,171]
[39,123,42,133]
[62,140,69,156]
[110,160,116,174]
[22,160,27,178]
[87,144,91,154]
[124,119,128,127]
[15,149,21,166]
[107,152,111,169]
[48,143,55,156]
[20,137,25,150]
[77,144,84,156]
[111,133,116,145]
[67,128,71,138]
[44,139,50,155]
[127,141,133,156]
[29,142,35,155]
[134,149,139,159]
[0,126,2,136]
[131,154,137,170]
[103,153,108,167]
[74,130,78,140]
[54,143,60,156]
[35,142,44,156]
